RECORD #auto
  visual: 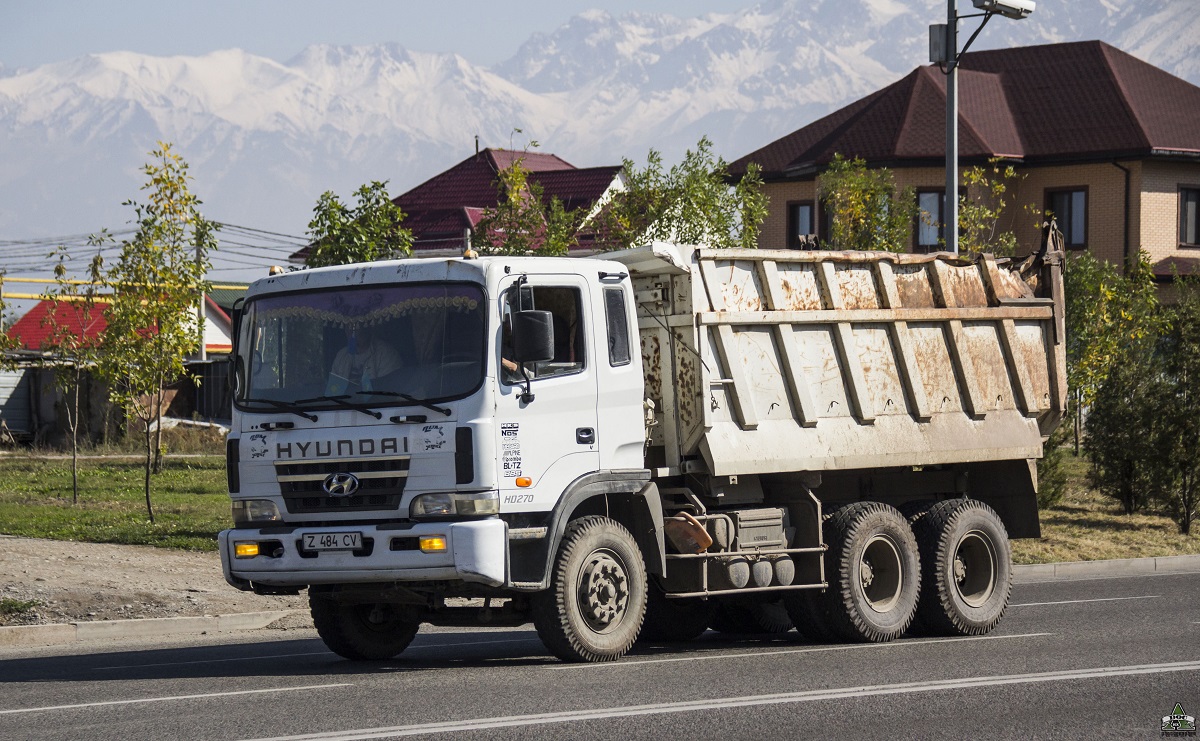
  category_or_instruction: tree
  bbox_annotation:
[1085,344,1161,515]
[98,143,216,523]
[1151,276,1200,534]
[1063,251,1159,454]
[1035,420,1072,509]
[592,136,767,251]
[473,158,583,256]
[1073,252,1162,516]
[304,181,412,267]
[819,154,916,253]
[39,239,107,504]
[957,161,1029,258]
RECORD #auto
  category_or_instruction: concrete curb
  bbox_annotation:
[1012,553,1200,583]
[0,610,299,649]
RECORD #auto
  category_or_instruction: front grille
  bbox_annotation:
[275,456,410,513]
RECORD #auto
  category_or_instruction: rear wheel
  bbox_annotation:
[911,498,1012,636]
[532,516,648,662]
[802,502,921,643]
[309,595,420,660]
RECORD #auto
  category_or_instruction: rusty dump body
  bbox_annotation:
[610,244,1066,538]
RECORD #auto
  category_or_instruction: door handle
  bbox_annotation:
[576,427,595,445]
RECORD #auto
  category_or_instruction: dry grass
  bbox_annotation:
[1012,454,1200,564]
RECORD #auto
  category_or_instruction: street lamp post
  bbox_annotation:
[932,0,1034,255]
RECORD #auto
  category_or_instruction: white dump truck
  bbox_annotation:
[220,238,1065,662]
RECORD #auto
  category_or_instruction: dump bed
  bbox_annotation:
[611,244,1066,478]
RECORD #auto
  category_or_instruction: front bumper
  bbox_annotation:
[219,519,508,590]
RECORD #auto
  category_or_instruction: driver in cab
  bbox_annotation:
[326,325,402,395]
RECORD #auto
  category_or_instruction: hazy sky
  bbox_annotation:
[2,0,750,69]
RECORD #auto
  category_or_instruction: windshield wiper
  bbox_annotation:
[294,394,383,420]
[354,390,452,417]
[240,397,318,422]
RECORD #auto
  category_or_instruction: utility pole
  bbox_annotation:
[931,0,1033,254]
[945,0,960,255]
[197,242,207,362]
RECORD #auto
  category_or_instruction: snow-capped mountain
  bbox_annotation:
[0,0,1196,257]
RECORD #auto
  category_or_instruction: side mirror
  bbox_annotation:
[228,298,245,393]
[230,298,245,352]
[511,310,555,363]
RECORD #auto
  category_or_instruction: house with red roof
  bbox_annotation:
[729,41,1200,282]
[290,148,624,261]
[7,294,236,358]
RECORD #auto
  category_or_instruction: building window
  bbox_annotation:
[818,197,835,247]
[787,201,816,249]
[1182,187,1200,247]
[916,190,945,253]
[1046,188,1088,249]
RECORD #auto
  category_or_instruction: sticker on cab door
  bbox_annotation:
[501,423,522,477]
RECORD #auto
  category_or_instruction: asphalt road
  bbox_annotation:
[2,570,1197,740]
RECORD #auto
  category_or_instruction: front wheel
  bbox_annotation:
[911,498,1012,636]
[309,595,420,660]
[532,516,648,662]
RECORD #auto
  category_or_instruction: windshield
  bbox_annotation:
[236,282,486,409]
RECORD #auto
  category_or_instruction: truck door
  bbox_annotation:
[495,274,599,513]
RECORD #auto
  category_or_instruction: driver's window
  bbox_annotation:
[502,285,585,384]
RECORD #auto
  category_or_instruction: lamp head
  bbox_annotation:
[971,0,1035,19]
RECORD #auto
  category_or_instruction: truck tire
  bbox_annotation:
[783,591,839,643]
[710,599,793,635]
[309,595,420,661]
[638,581,713,643]
[808,502,921,643]
[532,516,648,662]
[910,498,1011,636]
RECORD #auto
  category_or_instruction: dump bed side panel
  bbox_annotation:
[617,245,1066,478]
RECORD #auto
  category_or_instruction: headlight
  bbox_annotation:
[232,499,282,525]
[410,491,499,518]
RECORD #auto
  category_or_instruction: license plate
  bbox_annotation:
[303,532,363,551]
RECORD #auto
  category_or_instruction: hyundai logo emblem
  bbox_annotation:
[322,472,360,497]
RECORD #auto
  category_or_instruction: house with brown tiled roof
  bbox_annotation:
[290,148,624,261]
[729,40,1200,282]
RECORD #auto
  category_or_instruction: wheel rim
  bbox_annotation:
[859,535,903,613]
[953,530,997,608]
[576,548,631,634]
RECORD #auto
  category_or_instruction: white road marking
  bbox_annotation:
[553,631,1054,670]
[0,683,353,716]
[241,661,1200,740]
[1010,595,1160,607]
[91,637,540,670]
[93,652,331,671]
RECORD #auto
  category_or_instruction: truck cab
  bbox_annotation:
[221,255,657,659]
